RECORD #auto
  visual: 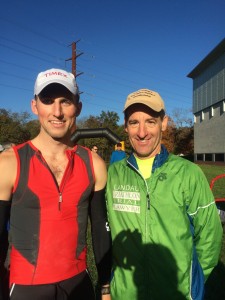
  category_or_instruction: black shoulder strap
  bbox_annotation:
[75,145,95,187]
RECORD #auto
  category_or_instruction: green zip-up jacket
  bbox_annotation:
[106,145,222,300]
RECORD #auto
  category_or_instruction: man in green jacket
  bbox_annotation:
[106,88,222,300]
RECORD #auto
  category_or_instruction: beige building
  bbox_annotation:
[188,38,225,163]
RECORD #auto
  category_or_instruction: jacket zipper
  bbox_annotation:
[127,158,151,252]
[147,193,150,210]
[127,160,151,210]
[57,152,74,210]
[36,150,73,211]
[58,192,63,210]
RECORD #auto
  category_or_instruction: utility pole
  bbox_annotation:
[66,40,84,78]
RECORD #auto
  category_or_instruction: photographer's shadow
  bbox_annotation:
[112,229,186,300]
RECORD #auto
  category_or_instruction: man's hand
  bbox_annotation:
[102,294,111,300]
[99,285,111,300]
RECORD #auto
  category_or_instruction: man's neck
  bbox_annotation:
[31,134,73,156]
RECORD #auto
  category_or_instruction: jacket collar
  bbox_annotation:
[127,144,169,173]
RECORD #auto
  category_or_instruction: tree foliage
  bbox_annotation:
[0,109,31,145]
[162,116,176,153]
[170,108,194,155]
[0,109,41,145]
[24,120,40,139]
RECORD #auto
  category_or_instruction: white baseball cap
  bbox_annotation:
[34,68,79,96]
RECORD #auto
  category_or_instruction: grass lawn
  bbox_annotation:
[87,163,225,298]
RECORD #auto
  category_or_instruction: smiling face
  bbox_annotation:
[124,104,168,159]
[31,84,82,142]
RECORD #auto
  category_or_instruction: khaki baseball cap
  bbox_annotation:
[123,88,165,112]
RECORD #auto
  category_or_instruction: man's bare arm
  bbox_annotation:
[0,149,17,201]
[91,152,107,191]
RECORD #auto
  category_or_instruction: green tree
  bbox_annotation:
[0,109,31,145]
[25,120,40,139]
[97,111,119,130]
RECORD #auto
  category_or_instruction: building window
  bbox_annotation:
[210,106,214,118]
[196,153,203,161]
[205,153,212,161]
[201,110,204,122]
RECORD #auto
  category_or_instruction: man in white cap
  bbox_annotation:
[106,88,222,299]
[0,68,111,300]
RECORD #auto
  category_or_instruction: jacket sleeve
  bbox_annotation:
[186,167,223,281]
[89,188,112,285]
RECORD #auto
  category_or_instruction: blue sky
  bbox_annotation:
[0,0,225,124]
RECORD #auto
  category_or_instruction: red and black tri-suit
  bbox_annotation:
[8,141,95,285]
